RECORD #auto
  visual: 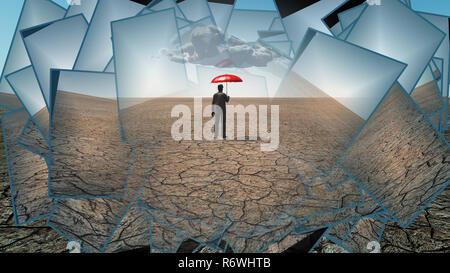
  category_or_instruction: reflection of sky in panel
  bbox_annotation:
[420,13,449,99]
[177,17,190,28]
[6,66,46,117]
[51,0,69,8]
[73,0,147,71]
[23,15,88,107]
[410,0,450,17]
[222,8,292,97]
[65,0,98,23]
[0,0,23,91]
[57,70,116,98]
[291,31,405,120]
[112,9,188,102]
[400,0,411,6]
[226,10,278,43]
[141,7,189,27]
[179,17,216,45]
[338,23,354,40]
[415,64,435,87]
[258,30,285,39]
[262,41,291,56]
[346,0,445,94]
[282,0,346,51]
[259,33,289,42]
[196,65,269,98]
[329,22,342,36]
[0,0,65,94]
[104,58,114,72]
[338,3,367,30]
[178,17,218,85]
[270,17,283,31]
[150,0,185,18]
[247,50,291,97]
[178,0,212,22]
[208,2,233,31]
[234,0,277,11]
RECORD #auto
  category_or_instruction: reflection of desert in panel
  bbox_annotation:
[1,109,54,226]
[17,113,49,157]
[0,93,22,110]
[411,69,443,116]
[276,70,365,172]
[50,91,133,197]
[341,84,450,227]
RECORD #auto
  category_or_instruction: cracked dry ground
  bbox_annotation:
[0,105,449,253]
[0,110,67,253]
[137,138,311,253]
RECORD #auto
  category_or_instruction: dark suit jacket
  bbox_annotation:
[212,92,230,113]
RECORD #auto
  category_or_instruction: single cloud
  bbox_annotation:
[162,24,278,68]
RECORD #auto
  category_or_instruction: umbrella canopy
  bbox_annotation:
[211,74,243,95]
[211,74,243,83]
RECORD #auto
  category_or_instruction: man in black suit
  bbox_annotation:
[212,84,230,139]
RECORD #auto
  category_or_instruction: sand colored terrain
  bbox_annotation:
[17,116,49,157]
[341,84,450,227]
[0,92,448,252]
[48,141,158,252]
[0,109,54,226]
[32,107,50,139]
[0,93,22,110]
[121,93,368,251]
[411,80,443,116]
[276,70,328,98]
[49,91,133,197]
[120,95,364,173]
[42,87,368,251]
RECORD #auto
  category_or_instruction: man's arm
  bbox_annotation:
[225,95,230,103]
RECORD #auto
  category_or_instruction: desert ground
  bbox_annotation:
[49,91,133,197]
[411,78,444,116]
[0,93,22,110]
[120,95,364,173]
[46,93,364,252]
[1,109,54,225]
[0,91,448,252]
[341,84,450,227]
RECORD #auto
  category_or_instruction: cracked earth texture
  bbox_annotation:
[0,96,449,252]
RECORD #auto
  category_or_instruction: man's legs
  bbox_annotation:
[214,105,223,139]
[223,108,226,139]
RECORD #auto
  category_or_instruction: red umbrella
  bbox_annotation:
[211,74,243,95]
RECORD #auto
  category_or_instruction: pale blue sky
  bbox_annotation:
[234,0,276,11]
[0,0,27,77]
[0,0,69,77]
[410,0,450,16]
